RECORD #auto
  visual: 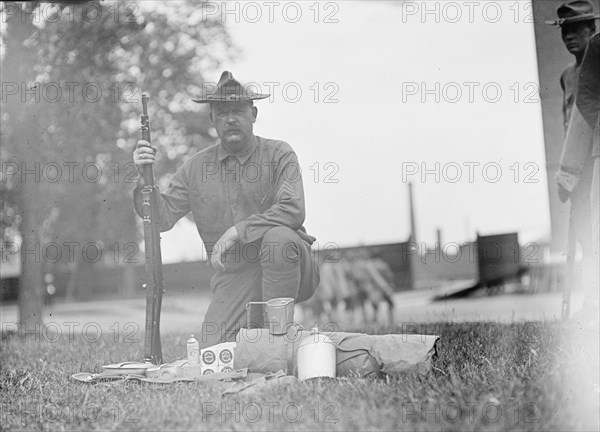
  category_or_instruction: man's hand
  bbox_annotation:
[555,168,579,203]
[133,140,158,177]
[210,226,240,272]
[557,183,571,203]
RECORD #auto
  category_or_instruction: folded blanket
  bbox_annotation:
[233,328,440,378]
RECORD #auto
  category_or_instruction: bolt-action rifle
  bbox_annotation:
[140,94,164,364]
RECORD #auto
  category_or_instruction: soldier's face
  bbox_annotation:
[561,23,593,55]
[210,101,257,150]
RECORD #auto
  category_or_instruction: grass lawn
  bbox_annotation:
[1,320,598,431]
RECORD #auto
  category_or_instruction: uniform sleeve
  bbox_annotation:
[559,104,594,176]
[577,34,600,129]
[133,163,192,232]
[560,71,569,132]
[234,146,306,243]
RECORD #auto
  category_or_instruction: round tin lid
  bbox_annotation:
[298,329,334,350]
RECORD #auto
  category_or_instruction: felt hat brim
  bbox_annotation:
[546,13,600,26]
[192,93,270,104]
[192,71,270,104]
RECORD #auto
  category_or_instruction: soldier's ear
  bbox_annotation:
[252,106,258,122]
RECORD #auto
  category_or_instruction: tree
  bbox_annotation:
[1,1,236,332]
[2,1,46,334]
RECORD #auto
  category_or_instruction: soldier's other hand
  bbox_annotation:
[133,140,158,174]
[209,244,226,272]
[209,227,240,272]
[555,169,578,203]
[557,183,571,203]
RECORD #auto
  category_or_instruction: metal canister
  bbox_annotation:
[296,328,336,381]
[186,334,200,364]
[266,297,295,335]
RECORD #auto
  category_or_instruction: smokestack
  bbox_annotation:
[408,182,417,243]
[436,227,442,251]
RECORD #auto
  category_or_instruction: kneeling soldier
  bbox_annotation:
[133,71,320,347]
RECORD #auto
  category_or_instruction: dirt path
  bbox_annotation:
[1,289,582,337]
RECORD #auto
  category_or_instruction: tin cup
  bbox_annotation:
[266,297,295,335]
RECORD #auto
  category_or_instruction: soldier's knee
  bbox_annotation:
[263,226,298,244]
[261,226,301,265]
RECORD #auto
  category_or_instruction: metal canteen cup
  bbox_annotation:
[265,297,295,335]
[245,297,295,334]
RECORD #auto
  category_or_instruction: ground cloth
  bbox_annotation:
[71,331,439,393]
[71,368,292,396]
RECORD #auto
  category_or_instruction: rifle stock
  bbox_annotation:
[140,93,164,364]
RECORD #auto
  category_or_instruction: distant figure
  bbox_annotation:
[364,257,396,325]
[338,258,368,326]
[304,258,364,327]
[302,261,339,325]
[302,253,397,328]
[549,1,598,311]
[348,258,395,326]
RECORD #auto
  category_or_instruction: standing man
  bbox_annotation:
[133,71,320,347]
[549,1,598,314]
[548,0,598,133]
[576,32,600,324]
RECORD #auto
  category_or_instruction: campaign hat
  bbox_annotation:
[546,0,600,26]
[192,71,269,103]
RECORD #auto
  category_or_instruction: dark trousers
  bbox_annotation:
[199,226,319,348]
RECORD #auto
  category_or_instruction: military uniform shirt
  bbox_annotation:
[560,62,582,133]
[577,32,600,138]
[134,136,313,255]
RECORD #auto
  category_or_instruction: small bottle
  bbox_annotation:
[186,334,200,363]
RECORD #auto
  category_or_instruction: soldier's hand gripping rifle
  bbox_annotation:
[140,94,165,364]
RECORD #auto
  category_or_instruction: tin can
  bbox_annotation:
[296,328,336,381]
[186,334,200,364]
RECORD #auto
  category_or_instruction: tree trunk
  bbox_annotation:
[18,187,45,333]
[4,3,46,335]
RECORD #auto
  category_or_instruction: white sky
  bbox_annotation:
[160,0,551,262]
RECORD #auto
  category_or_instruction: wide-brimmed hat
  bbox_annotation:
[546,0,600,26]
[192,71,270,104]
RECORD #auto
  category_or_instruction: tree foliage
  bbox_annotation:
[1,1,236,308]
